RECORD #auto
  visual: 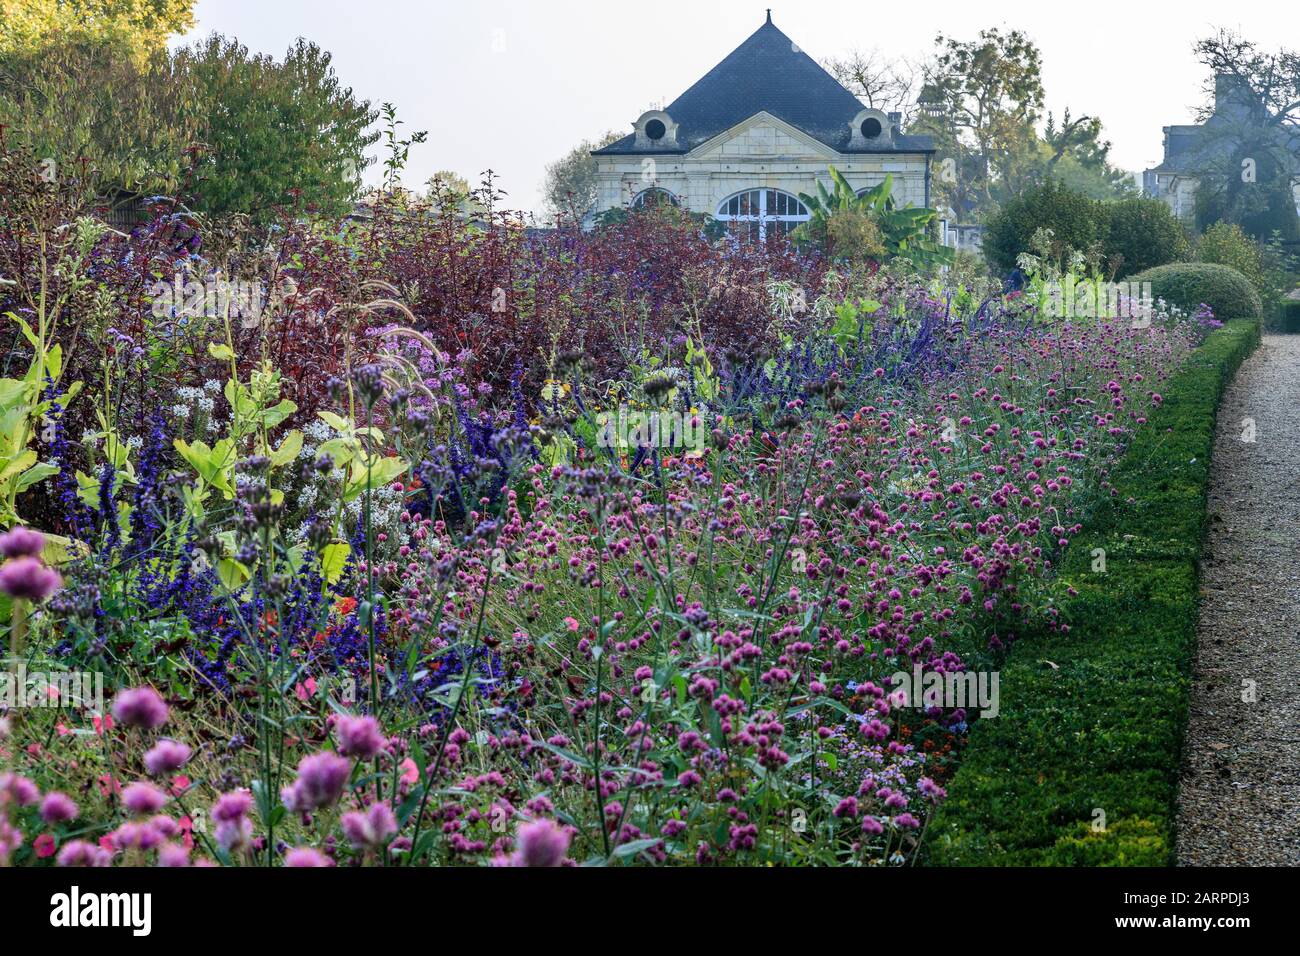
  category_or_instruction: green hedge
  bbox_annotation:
[1128,262,1263,320]
[1281,300,1300,334]
[927,318,1260,866]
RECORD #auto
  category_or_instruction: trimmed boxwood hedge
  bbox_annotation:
[926,318,1260,866]
[1128,262,1263,320]
[1281,299,1300,334]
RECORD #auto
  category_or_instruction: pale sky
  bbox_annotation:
[177,0,1289,216]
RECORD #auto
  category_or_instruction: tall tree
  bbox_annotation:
[175,35,379,222]
[0,34,202,194]
[542,131,621,222]
[1189,30,1300,241]
[0,0,195,62]
[824,49,920,123]
[912,28,1045,218]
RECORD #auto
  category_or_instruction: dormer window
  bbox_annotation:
[633,110,678,149]
[848,108,893,149]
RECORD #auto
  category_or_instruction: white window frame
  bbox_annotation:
[631,187,680,208]
[715,188,809,241]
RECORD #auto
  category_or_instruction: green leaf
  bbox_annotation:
[319,541,350,585]
[268,429,303,467]
[317,410,351,432]
[216,557,250,590]
[208,342,236,361]
[261,399,297,429]
[13,460,59,493]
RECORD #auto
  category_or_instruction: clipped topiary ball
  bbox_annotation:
[1127,262,1263,320]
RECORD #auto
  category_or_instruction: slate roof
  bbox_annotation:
[593,15,933,156]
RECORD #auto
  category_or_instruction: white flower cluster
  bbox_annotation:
[343,480,404,556]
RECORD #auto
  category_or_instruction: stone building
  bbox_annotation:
[1144,74,1300,223]
[591,12,934,239]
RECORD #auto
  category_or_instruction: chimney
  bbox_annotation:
[1213,73,1258,120]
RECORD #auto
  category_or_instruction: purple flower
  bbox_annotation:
[512,818,570,867]
[0,556,62,601]
[281,751,351,811]
[340,801,398,850]
[56,839,113,867]
[122,782,167,816]
[0,526,45,559]
[111,686,169,729]
[143,739,192,775]
[0,820,22,863]
[157,843,190,867]
[40,792,79,824]
[284,847,333,867]
[112,820,165,851]
[215,816,253,852]
[211,790,253,823]
[0,772,39,807]
[334,714,386,759]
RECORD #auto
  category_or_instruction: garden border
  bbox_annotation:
[927,317,1261,866]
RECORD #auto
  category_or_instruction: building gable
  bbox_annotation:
[689,112,842,162]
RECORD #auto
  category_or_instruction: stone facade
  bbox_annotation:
[595,112,930,217]
[591,15,933,230]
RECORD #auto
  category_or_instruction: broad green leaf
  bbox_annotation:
[320,541,350,585]
[269,429,303,467]
[317,410,351,432]
[216,557,250,590]
[14,461,59,492]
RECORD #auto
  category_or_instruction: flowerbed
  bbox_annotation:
[927,317,1260,866]
[1,155,1221,867]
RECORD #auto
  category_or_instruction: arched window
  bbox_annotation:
[632,187,679,209]
[715,189,809,241]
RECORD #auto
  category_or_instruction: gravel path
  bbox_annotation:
[1177,334,1300,866]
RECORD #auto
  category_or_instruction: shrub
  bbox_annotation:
[982,179,1108,272]
[1196,222,1264,290]
[1104,197,1189,277]
[926,318,1261,866]
[1281,299,1300,333]
[1127,262,1263,319]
